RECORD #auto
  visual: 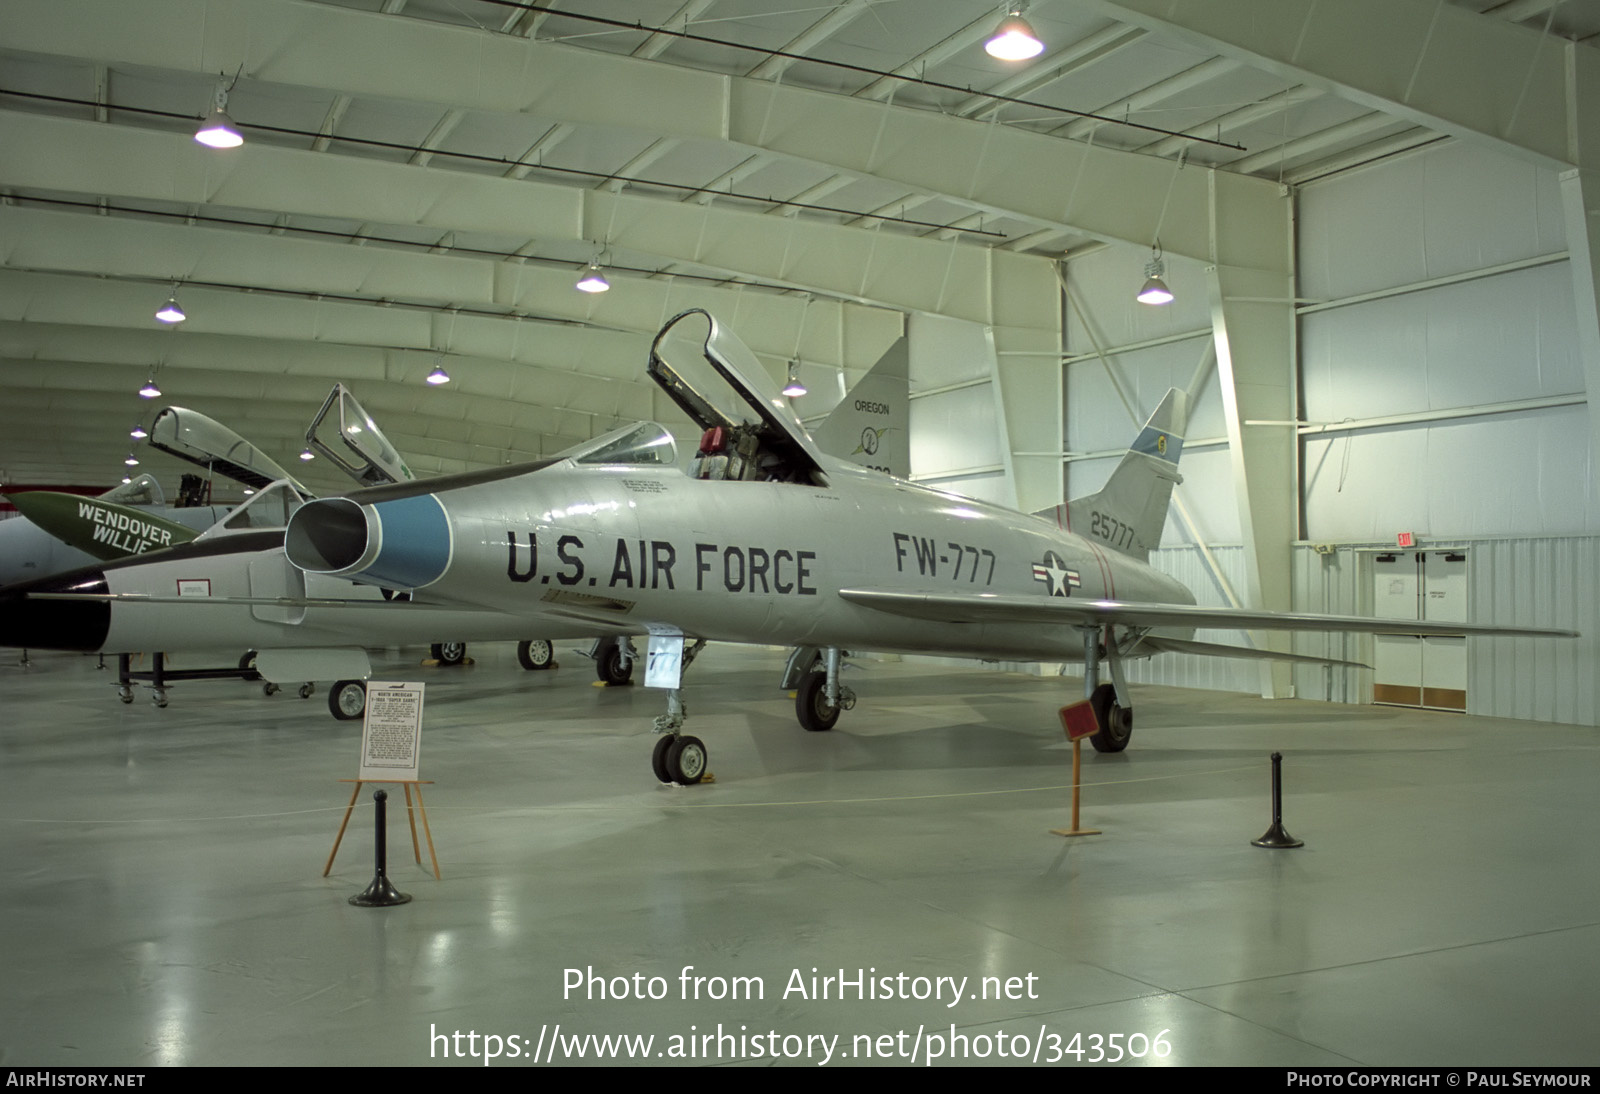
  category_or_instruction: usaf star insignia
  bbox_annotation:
[1031,550,1081,597]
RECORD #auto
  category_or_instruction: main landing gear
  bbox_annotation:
[517,639,555,671]
[328,679,368,720]
[788,646,856,732]
[648,638,707,784]
[430,642,468,666]
[593,636,636,686]
[1079,626,1134,753]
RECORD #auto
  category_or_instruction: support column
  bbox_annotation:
[989,251,1065,513]
[1207,174,1296,699]
[1561,170,1600,513]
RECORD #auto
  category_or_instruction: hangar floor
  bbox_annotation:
[1,642,1596,1068]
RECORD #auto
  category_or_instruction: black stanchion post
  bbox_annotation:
[350,788,412,906]
[1251,751,1303,849]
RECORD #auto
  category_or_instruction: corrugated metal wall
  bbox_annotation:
[1052,140,1596,728]
[1287,538,1600,726]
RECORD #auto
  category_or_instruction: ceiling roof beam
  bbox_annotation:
[745,0,873,81]
[1075,0,1599,169]
[1,0,1285,263]
[410,109,467,167]
[0,112,1051,321]
[953,24,1148,119]
[631,0,719,60]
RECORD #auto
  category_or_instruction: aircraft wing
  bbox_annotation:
[1134,635,1370,670]
[837,588,1577,639]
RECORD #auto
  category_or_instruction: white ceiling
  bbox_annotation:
[1,0,1595,496]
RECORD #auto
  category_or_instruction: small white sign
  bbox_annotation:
[358,681,425,782]
[645,635,685,689]
[176,579,211,597]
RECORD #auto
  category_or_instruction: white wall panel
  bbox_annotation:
[1301,262,1581,423]
[907,312,1007,502]
[1299,142,1567,301]
[1119,544,1260,694]
[1304,405,1594,540]
[909,312,993,387]
[910,389,1001,478]
[1066,334,1220,451]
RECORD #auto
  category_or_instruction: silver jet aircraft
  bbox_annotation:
[0,311,1574,777]
[271,310,1569,782]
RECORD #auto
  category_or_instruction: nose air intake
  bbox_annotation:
[286,494,452,590]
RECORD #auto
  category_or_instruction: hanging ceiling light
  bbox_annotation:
[426,357,451,385]
[575,262,611,293]
[138,373,162,399]
[194,82,244,149]
[155,294,186,324]
[985,7,1044,60]
[782,359,807,398]
[299,447,316,461]
[130,422,149,440]
[1136,242,1174,306]
[124,452,140,467]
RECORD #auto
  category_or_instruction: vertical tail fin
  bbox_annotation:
[812,336,910,478]
[1035,388,1187,562]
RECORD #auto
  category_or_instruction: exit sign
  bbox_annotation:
[1397,532,1415,547]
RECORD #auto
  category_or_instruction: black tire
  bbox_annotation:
[517,639,554,671]
[666,735,707,784]
[328,679,367,721]
[795,672,840,732]
[651,735,675,783]
[238,650,261,681]
[1088,682,1133,753]
[431,642,467,666]
[596,638,633,686]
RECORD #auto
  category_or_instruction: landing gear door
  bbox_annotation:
[306,383,417,487]
[248,553,307,624]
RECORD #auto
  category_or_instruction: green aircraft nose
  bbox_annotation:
[4,490,197,562]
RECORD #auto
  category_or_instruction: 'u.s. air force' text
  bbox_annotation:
[506,533,817,595]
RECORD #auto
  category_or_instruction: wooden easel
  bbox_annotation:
[325,779,441,879]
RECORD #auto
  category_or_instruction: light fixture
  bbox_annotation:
[155,295,186,324]
[426,358,451,385]
[299,447,316,461]
[575,263,610,293]
[139,373,162,399]
[782,359,807,398]
[124,452,140,467]
[121,475,133,485]
[194,83,244,149]
[1136,242,1174,306]
[130,422,149,440]
[985,7,1044,60]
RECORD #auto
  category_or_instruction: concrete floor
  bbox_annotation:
[1,642,1596,1068]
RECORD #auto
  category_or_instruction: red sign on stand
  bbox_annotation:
[1058,699,1099,742]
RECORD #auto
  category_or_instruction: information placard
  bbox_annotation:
[358,681,424,782]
